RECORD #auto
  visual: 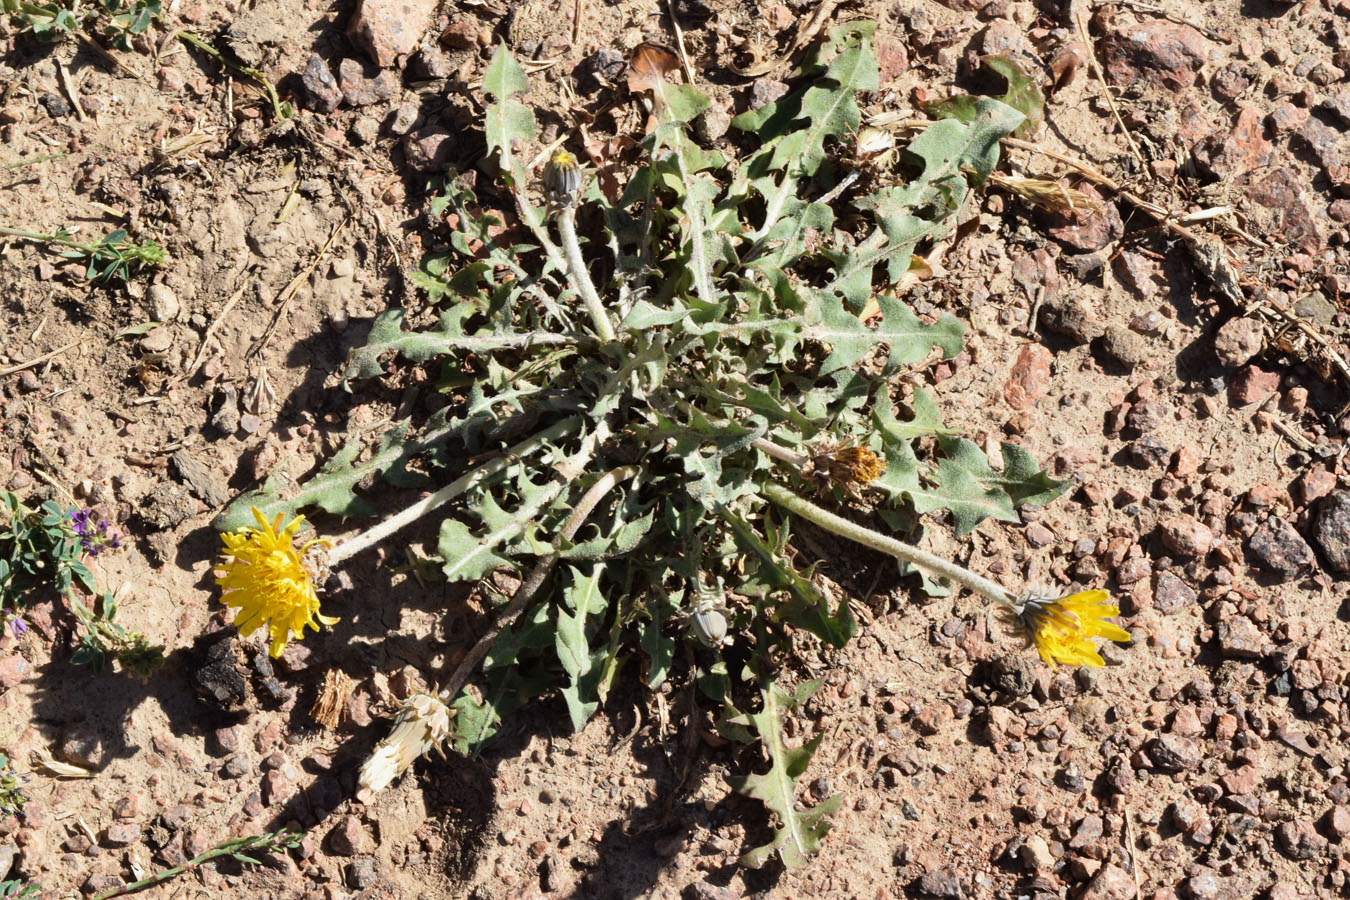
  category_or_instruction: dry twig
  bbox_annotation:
[666,0,696,85]
[1073,9,1143,165]
[0,339,80,378]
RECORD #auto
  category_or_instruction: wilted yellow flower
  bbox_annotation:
[359,692,452,795]
[1005,589,1131,668]
[216,508,336,658]
[809,444,887,493]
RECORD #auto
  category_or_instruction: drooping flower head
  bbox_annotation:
[1003,589,1131,668]
[358,692,452,795]
[216,508,336,657]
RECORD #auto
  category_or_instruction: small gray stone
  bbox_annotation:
[347,0,438,68]
[223,754,252,779]
[1080,863,1136,900]
[583,47,625,87]
[694,106,732,143]
[104,824,141,848]
[140,325,174,354]
[300,53,342,113]
[39,91,71,118]
[337,57,396,107]
[750,79,789,109]
[402,127,453,173]
[914,867,964,898]
[148,283,180,322]
[1249,516,1315,580]
[1213,316,1263,367]
[1312,491,1350,575]
[1019,834,1054,870]
[59,726,106,769]
[171,450,231,509]
[386,102,419,136]
[1148,734,1202,771]
[1153,572,1197,614]
[1276,819,1327,860]
[346,858,380,889]
[407,46,452,79]
[1039,292,1104,344]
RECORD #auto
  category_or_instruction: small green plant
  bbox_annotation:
[1,492,163,675]
[215,24,1122,867]
[0,226,168,284]
[0,880,41,900]
[1,0,160,49]
[0,751,25,816]
[87,829,301,900]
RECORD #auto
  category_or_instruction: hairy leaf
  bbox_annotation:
[554,564,608,730]
[483,45,535,163]
[729,680,841,868]
[769,42,878,178]
[439,475,564,582]
[924,54,1044,138]
[722,508,854,647]
[806,293,964,375]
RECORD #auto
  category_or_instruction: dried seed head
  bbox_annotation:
[986,173,1101,214]
[310,668,355,729]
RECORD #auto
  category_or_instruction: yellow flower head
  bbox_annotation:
[216,508,336,657]
[1004,589,1131,668]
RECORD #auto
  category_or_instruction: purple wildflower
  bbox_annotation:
[67,508,120,556]
[2,609,27,638]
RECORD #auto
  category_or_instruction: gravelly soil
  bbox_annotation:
[3,0,1350,898]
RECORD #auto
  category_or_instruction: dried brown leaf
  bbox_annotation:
[628,43,679,94]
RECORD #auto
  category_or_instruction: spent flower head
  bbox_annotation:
[809,444,886,494]
[216,508,336,657]
[358,692,452,795]
[1002,589,1131,669]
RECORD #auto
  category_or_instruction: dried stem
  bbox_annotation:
[750,437,810,470]
[1073,10,1144,165]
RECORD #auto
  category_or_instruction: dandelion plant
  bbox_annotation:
[216,23,1127,867]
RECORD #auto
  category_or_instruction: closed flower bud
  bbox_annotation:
[543,149,581,206]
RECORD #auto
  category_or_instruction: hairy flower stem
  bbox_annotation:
[750,437,810,470]
[438,464,636,702]
[761,482,1015,606]
[327,417,582,566]
[556,206,616,343]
